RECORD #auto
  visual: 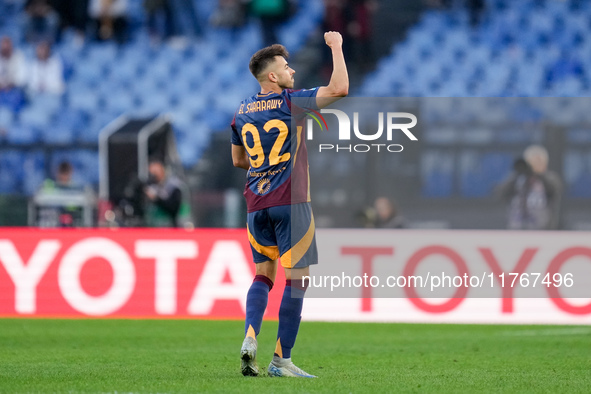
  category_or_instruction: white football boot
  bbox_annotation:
[240,336,259,376]
[267,355,316,378]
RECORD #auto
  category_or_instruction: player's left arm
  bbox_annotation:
[316,31,349,108]
[232,144,250,170]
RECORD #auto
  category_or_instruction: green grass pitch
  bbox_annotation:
[1,319,590,393]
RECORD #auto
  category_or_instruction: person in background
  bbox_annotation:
[54,160,74,188]
[144,159,183,227]
[25,41,65,95]
[322,0,376,76]
[171,0,202,40]
[467,0,485,27]
[0,36,27,112]
[248,0,294,46]
[88,0,129,43]
[49,0,89,46]
[210,0,246,29]
[373,196,406,228]
[36,160,86,227]
[358,197,406,228]
[24,0,60,44]
[496,145,562,230]
[144,0,175,43]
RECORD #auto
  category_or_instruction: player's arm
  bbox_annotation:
[232,144,250,170]
[316,31,349,109]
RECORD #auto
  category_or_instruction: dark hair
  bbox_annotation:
[149,157,164,165]
[57,161,72,175]
[249,44,289,80]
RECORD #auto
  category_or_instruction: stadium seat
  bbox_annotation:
[5,123,39,145]
[0,150,24,194]
[21,151,46,195]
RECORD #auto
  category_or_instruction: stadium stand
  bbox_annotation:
[357,0,591,201]
[1,0,590,229]
[360,0,590,97]
[0,0,324,195]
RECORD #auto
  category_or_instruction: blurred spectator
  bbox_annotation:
[358,197,406,228]
[496,145,562,230]
[210,0,246,29]
[35,160,95,227]
[345,0,376,73]
[24,0,60,44]
[323,0,376,75]
[144,0,175,43]
[467,0,484,26]
[171,0,202,39]
[249,0,294,46]
[50,160,78,190]
[25,41,65,95]
[88,0,129,43]
[323,0,347,33]
[49,0,89,46]
[373,197,406,228]
[0,36,27,112]
[144,159,183,227]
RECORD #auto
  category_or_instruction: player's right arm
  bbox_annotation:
[231,115,250,170]
[316,31,349,108]
[232,144,250,170]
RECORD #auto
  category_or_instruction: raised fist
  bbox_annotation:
[324,31,343,48]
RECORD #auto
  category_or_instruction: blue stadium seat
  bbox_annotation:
[5,123,39,145]
[0,150,24,194]
[0,107,14,133]
[21,151,46,196]
[564,150,591,198]
[421,151,454,198]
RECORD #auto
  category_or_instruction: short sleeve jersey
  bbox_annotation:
[231,88,319,212]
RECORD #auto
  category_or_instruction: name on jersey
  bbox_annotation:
[239,99,284,114]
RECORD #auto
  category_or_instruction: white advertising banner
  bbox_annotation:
[302,229,591,324]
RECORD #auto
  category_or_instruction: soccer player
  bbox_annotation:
[231,31,348,377]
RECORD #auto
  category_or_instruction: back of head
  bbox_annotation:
[249,44,289,82]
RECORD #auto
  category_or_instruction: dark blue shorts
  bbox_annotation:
[246,202,318,269]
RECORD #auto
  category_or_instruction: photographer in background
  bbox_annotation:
[144,158,182,227]
[496,145,562,230]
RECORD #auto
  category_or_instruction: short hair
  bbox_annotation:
[149,157,164,165]
[249,44,289,81]
[57,161,72,175]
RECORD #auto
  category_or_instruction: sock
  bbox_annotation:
[244,275,273,338]
[275,279,307,359]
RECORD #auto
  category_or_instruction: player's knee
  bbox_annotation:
[255,260,277,280]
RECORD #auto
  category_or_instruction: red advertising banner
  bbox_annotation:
[0,228,284,318]
[1,228,590,324]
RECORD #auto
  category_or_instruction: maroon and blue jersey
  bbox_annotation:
[231,88,319,213]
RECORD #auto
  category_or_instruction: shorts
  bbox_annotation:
[246,202,318,269]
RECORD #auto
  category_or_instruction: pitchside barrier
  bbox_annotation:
[0,228,590,324]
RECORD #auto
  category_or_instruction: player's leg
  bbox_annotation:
[241,259,277,376]
[241,208,280,376]
[245,259,277,340]
[268,266,315,378]
[268,203,318,378]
